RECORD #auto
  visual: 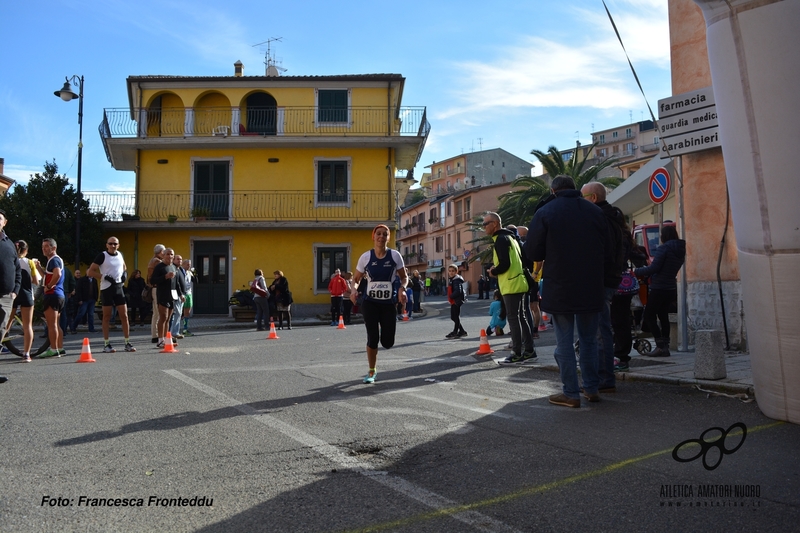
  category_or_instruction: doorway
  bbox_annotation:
[193,240,229,314]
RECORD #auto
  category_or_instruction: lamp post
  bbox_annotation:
[54,75,83,270]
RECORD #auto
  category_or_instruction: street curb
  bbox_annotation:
[535,363,753,395]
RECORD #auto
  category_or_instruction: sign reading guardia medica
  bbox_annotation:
[658,86,720,158]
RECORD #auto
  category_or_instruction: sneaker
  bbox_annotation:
[22,355,31,363]
[124,343,136,353]
[456,330,468,338]
[175,334,184,339]
[58,349,66,357]
[485,329,493,337]
[156,341,165,349]
[103,344,116,354]
[445,332,457,339]
[582,391,601,402]
[363,370,377,384]
[40,349,60,358]
[521,351,538,363]
[0,346,10,354]
[532,331,540,339]
[548,393,580,408]
[499,353,525,365]
[183,331,193,337]
[614,362,630,372]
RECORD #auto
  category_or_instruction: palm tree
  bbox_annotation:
[498,143,622,227]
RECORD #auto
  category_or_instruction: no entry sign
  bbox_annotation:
[649,167,671,204]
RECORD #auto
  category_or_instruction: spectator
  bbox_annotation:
[485,289,507,336]
[126,269,147,327]
[71,267,98,334]
[328,268,348,326]
[269,270,292,330]
[445,264,467,338]
[410,270,423,312]
[524,175,611,408]
[251,269,270,331]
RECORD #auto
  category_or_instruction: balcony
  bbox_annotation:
[100,105,430,172]
[446,166,465,176]
[403,252,427,266]
[640,142,660,153]
[83,190,393,226]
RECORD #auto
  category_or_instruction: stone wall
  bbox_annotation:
[686,280,745,350]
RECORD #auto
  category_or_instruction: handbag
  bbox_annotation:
[617,270,640,296]
[250,279,268,298]
[142,285,153,304]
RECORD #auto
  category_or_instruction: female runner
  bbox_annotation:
[350,224,408,383]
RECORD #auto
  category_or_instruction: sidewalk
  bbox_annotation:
[530,344,754,396]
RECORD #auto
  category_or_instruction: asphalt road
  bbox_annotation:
[1,298,798,532]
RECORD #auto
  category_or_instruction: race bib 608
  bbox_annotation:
[367,281,393,300]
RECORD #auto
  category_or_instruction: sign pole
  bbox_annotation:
[678,155,689,352]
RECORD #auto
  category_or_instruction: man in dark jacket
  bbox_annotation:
[524,176,612,408]
[581,182,625,392]
[0,210,21,383]
[70,269,98,334]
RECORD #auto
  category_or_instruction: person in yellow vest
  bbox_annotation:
[483,211,535,365]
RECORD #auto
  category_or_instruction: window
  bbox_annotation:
[446,201,452,217]
[625,127,633,138]
[440,203,445,222]
[419,243,424,256]
[599,134,605,143]
[316,246,348,291]
[562,152,573,162]
[502,161,505,167]
[435,236,443,253]
[654,136,660,144]
[464,198,471,220]
[315,159,349,203]
[193,159,230,219]
[456,231,461,249]
[612,131,619,139]
[411,244,416,254]
[317,89,348,123]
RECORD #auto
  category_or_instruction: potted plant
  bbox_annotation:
[190,206,211,221]
[167,214,178,223]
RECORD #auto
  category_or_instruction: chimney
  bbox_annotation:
[0,158,4,175]
[234,60,244,77]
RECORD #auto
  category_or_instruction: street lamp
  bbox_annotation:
[54,75,84,269]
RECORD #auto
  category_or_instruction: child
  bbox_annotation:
[445,264,467,338]
[486,290,507,336]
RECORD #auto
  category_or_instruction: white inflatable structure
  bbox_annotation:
[693,0,800,422]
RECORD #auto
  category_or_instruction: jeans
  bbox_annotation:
[169,299,184,337]
[330,296,343,322]
[552,312,601,399]
[597,287,616,389]
[502,292,533,356]
[71,300,96,332]
[254,296,269,328]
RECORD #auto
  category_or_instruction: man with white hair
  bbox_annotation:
[147,244,165,343]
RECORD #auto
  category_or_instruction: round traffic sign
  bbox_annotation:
[649,167,671,204]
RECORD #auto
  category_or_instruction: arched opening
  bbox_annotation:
[245,92,277,135]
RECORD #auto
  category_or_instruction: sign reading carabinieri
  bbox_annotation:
[658,86,721,158]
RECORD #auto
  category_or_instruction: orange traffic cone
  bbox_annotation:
[475,329,494,356]
[402,310,410,321]
[160,332,179,353]
[267,321,280,340]
[76,337,96,363]
[337,316,346,329]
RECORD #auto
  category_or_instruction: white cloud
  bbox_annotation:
[438,1,669,120]
[2,165,41,185]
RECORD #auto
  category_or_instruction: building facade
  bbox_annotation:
[95,66,429,314]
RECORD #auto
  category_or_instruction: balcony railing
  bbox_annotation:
[446,166,464,176]
[640,142,660,153]
[100,106,428,139]
[83,191,393,222]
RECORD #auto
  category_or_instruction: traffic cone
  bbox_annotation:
[267,321,280,340]
[337,316,346,329]
[76,337,96,363]
[160,332,179,353]
[539,311,549,331]
[475,329,494,356]
[402,310,410,321]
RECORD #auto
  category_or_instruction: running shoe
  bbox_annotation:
[40,349,60,358]
[124,343,136,352]
[22,355,31,363]
[456,330,468,338]
[499,353,525,365]
[521,351,538,363]
[363,370,377,384]
[156,341,165,349]
[58,349,66,356]
[103,344,116,353]
[445,332,457,339]
[614,362,630,372]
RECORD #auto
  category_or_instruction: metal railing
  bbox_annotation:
[640,142,660,153]
[83,191,393,222]
[100,106,428,138]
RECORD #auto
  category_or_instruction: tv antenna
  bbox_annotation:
[252,37,287,76]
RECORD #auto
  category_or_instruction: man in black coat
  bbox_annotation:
[524,176,612,408]
[0,210,21,383]
[581,181,625,393]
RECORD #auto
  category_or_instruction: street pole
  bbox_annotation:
[55,75,84,270]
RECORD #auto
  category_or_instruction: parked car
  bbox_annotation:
[633,221,677,262]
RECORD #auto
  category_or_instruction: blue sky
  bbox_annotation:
[0,0,670,191]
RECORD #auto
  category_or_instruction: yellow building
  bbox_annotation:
[96,65,429,314]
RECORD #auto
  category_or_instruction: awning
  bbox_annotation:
[607,156,675,215]
[425,267,443,273]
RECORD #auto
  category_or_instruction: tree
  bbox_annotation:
[0,160,105,269]
[497,143,622,227]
